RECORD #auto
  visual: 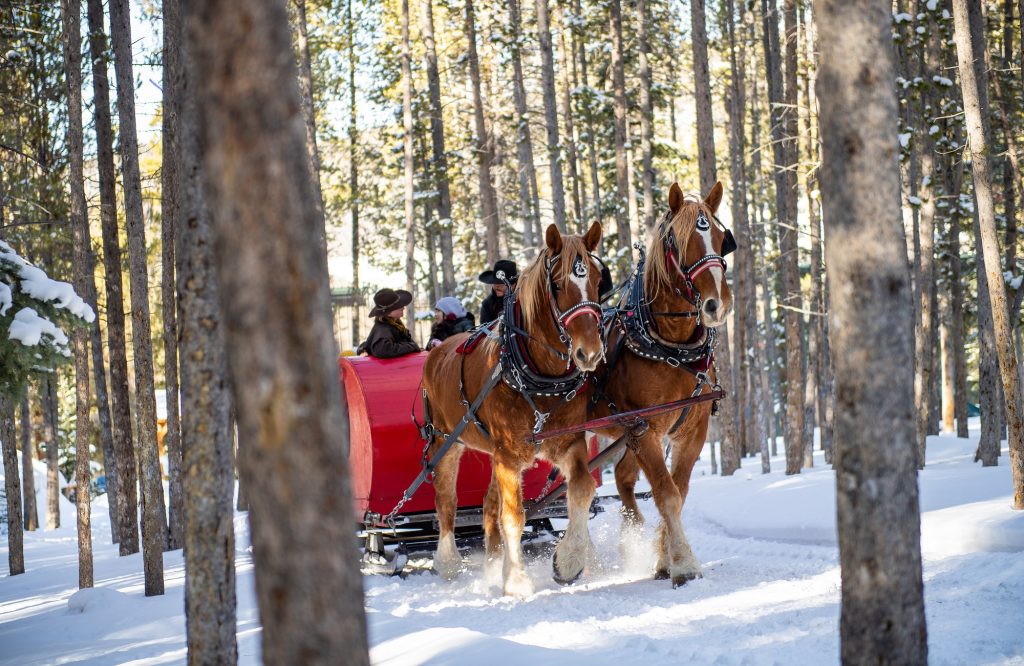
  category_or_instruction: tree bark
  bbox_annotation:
[637,0,655,231]
[292,0,327,248]
[184,0,371,660]
[558,24,583,230]
[172,0,239,655]
[609,0,631,268]
[402,0,416,326]
[953,0,1024,505]
[61,0,95,588]
[505,0,541,251]
[19,396,37,532]
[465,0,500,263]
[815,1,929,660]
[109,0,167,594]
[43,377,59,530]
[86,0,138,555]
[86,247,118,542]
[535,0,567,233]
[419,0,456,291]
[163,0,184,552]
[691,0,717,195]
[573,0,601,226]
[1,395,24,575]
[348,0,362,345]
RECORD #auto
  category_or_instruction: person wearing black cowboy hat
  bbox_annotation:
[478,259,518,324]
[357,288,421,359]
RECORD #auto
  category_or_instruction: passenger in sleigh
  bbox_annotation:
[427,297,475,350]
[478,259,518,324]
[357,288,421,359]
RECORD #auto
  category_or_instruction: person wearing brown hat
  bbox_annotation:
[478,259,518,324]
[357,288,421,359]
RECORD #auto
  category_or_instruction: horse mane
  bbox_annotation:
[516,234,592,329]
[644,194,713,300]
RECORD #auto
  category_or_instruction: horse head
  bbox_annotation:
[518,221,605,372]
[648,181,735,328]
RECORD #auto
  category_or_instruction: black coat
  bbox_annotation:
[479,293,504,324]
[429,314,476,344]
[357,318,420,359]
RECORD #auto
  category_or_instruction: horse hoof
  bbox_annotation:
[503,570,535,598]
[552,551,584,585]
[653,568,670,580]
[671,570,702,588]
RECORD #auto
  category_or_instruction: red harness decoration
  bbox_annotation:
[455,320,499,355]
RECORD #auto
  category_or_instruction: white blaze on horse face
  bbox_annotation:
[696,224,724,298]
[568,255,590,302]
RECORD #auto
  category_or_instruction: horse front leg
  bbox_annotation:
[493,454,532,597]
[614,449,644,526]
[552,436,597,584]
[432,441,465,581]
[482,468,503,580]
[631,432,698,587]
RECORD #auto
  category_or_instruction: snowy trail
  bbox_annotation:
[2,429,1023,665]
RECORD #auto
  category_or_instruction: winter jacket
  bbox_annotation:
[429,313,476,346]
[358,318,420,359]
[479,293,504,325]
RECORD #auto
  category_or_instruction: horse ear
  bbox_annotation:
[704,181,724,214]
[669,182,684,214]
[545,223,563,254]
[583,221,602,252]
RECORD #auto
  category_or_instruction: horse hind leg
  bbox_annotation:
[552,437,597,585]
[432,441,465,581]
[493,454,533,597]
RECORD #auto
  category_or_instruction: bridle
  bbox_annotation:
[656,209,736,320]
[544,252,602,360]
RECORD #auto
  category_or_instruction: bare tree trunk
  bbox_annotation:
[535,0,567,233]
[419,0,456,290]
[87,251,118,542]
[163,0,184,552]
[637,0,655,231]
[171,0,239,655]
[945,155,969,438]
[505,0,541,251]
[348,0,362,346]
[816,1,928,660]
[109,0,167,594]
[573,0,601,225]
[86,0,138,555]
[184,0,371,660]
[20,396,37,532]
[558,25,583,230]
[609,0,631,268]
[402,0,416,326]
[1,396,24,575]
[292,0,326,245]
[953,0,1024,506]
[691,0,716,195]
[43,377,59,530]
[465,0,500,263]
[61,0,95,588]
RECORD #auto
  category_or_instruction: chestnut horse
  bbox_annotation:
[594,181,734,587]
[422,222,605,596]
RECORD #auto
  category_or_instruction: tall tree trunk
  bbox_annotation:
[172,0,239,655]
[691,0,716,195]
[293,0,327,248]
[816,1,928,660]
[162,0,184,552]
[573,0,601,225]
[20,396,37,532]
[559,24,583,230]
[940,301,955,432]
[43,377,59,530]
[109,0,167,594]
[976,213,1002,465]
[419,0,456,290]
[506,0,541,252]
[184,0,371,660]
[954,0,1024,506]
[609,0,631,269]
[402,0,416,326]
[87,249,118,542]
[535,0,567,233]
[1,396,24,575]
[637,0,655,231]
[946,157,969,438]
[61,0,95,588]
[465,0,500,262]
[86,0,138,555]
[348,0,362,346]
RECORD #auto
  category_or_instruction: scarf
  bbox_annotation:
[380,316,411,338]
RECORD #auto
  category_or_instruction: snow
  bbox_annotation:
[0,240,94,323]
[893,12,913,23]
[926,0,939,10]
[2,426,1023,665]
[0,281,11,316]
[933,75,954,87]
[907,195,923,206]
[7,307,72,356]
[898,132,912,149]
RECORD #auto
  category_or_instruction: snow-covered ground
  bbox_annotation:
[2,426,1023,665]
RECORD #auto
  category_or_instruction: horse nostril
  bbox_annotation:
[574,348,587,364]
[704,299,719,315]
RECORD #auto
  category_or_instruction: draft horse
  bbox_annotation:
[594,181,735,587]
[421,222,605,597]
